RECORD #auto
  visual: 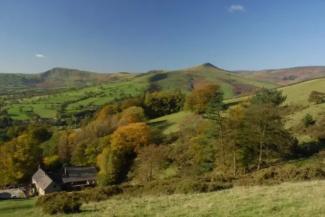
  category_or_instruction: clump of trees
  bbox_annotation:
[144,91,184,118]
[0,126,52,186]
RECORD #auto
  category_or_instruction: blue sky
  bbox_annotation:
[1,0,325,73]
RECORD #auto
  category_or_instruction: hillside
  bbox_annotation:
[142,63,277,98]
[2,63,277,120]
[238,66,325,86]
[1,180,324,217]
[0,68,132,91]
[280,78,325,140]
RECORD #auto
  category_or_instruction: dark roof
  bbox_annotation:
[32,168,53,190]
[62,166,97,184]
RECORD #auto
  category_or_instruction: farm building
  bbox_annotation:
[32,168,61,195]
[31,166,97,195]
[62,166,97,190]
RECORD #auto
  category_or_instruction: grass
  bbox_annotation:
[7,80,148,120]
[280,78,325,137]
[149,111,192,135]
[0,180,324,217]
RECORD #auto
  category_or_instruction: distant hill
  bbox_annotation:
[0,68,132,91]
[139,63,277,98]
[237,66,325,85]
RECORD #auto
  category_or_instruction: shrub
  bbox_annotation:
[37,192,82,215]
[303,113,315,127]
[80,186,122,202]
[238,164,325,185]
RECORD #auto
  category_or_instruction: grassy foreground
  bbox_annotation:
[1,180,324,217]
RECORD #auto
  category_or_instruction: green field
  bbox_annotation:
[280,78,325,137]
[7,79,148,120]
[1,180,324,217]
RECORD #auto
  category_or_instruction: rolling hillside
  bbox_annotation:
[2,64,324,121]
[238,66,325,86]
[2,63,277,120]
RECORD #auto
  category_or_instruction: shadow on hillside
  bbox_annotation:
[149,120,173,133]
[295,139,325,158]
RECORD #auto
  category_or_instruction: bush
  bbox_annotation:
[80,186,122,202]
[238,164,325,185]
[303,114,315,127]
[37,192,82,215]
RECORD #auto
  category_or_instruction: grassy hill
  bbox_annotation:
[153,78,325,138]
[1,180,324,217]
[238,66,325,86]
[143,63,277,99]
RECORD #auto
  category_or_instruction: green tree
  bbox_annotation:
[251,88,286,106]
[144,91,184,118]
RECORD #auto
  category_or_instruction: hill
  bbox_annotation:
[142,63,277,98]
[1,180,324,217]
[238,66,325,86]
[2,63,277,120]
[0,68,132,91]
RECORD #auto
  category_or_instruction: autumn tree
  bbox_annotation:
[97,122,151,185]
[0,127,51,186]
[186,83,221,114]
[118,106,145,126]
[222,104,246,175]
[132,145,167,183]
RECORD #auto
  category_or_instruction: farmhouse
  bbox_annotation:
[32,168,61,195]
[32,166,97,195]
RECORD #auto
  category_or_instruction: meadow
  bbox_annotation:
[0,180,324,217]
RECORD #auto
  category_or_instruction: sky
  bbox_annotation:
[1,0,325,73]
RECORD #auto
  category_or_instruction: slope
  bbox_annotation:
[145,63,277,99]
[238,66,325,86]
[0,180,324,217]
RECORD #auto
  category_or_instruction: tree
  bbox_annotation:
[251,88,286,106]
[0,133,43,186]
[133,145,167,183]
[118,106,145,126]
[97,122,151,185]
[144,91,184,118]
[223,104,246,175]
[203,85,225,168]
[186,83,221,114]
[239,103,296,170]
[173,115,216,176]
